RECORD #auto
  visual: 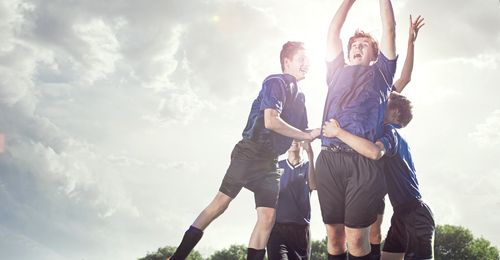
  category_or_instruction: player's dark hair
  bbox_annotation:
[388,92,413,127]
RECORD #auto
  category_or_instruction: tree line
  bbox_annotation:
[140,225,499,260]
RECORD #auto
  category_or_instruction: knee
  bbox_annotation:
[257,208,276,227]
[206,196,231,216]
[348,233,366,249]
[326,225,345,247]
[370,228,382,243]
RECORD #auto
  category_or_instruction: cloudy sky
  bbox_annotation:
[1,0,500,259]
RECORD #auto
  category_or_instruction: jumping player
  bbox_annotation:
[369,14,425,260]
[168,41,321,260]
[323,92,435,260]
[316,0,397,259]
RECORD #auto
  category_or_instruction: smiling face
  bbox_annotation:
[280,41,309,81]
[283,49,309,81]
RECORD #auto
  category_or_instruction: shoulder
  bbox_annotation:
[263,74,287,86]
[327,51,346,65]
[278,159,288,168]
[375,52,398,67]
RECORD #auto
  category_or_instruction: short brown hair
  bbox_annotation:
[280,41,305,72]
[388,92,413,127]
[347,30,379,61]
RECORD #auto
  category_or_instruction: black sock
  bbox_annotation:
[370,243,381,260]
[348,252,371,260]
[170,226,203,260]
[247,248,266,260]
[328,252,347,260]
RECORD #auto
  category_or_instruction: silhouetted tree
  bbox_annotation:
[209,244,247,260]
[139,245,203,260]
[435,224,499,260]
[140,225,499,260]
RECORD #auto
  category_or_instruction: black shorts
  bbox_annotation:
[267,223,310,260]
[316,150,387,228]
[382,201,435,259]
[376,196,386,215]
[219,139,280,208]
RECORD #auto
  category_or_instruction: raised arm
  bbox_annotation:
[264,109,320,142]
[379,0,396,60]
[326,0,356,62]
[323,119,385,160]
[393,15,425,93]
[302,141,317,190]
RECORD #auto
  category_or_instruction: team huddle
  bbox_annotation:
[168,0,434,260]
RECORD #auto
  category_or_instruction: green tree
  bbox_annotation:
[138,245,203,260]
[311,237,328,260]
[435,224,499,260]
[209,244,247,260]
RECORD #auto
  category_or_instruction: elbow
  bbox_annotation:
[398,78,411,92]
[264,119,273,130]
[264,117,276,130]
[368,150,384,160]
[402,75,411,85]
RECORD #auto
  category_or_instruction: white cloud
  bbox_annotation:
[469,109,500,147]
[1,0,500,259]
[72,18,122,84]
[430,52,500,70]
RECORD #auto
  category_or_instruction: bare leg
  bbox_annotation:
[325,223,346,255]
[192,191,233,230]
[345,226,370,257]
[248,206,276,249]
[370,214,384,259]
[169,192,233,260]
[370,214,383,244]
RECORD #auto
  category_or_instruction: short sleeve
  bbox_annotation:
[375,52,398,91]
[260,77,286,113]
[379,125,398,157]
[326,52,346,86]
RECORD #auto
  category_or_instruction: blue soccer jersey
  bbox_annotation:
[379,124,422,207]
[242,74,308,156]
[321,52,397,148]
[275,159,311,225]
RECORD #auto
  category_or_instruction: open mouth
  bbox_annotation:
[354,54,362,59]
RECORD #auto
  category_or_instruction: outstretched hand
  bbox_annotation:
[307,128,321,141]
[322,119,341,138]
[409,15,425,43]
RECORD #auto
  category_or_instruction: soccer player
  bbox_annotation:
[369,14,425,260]
[323,92,435,260]
[316,0,397,259]
[267,140,316,260]
[168,41,321,260]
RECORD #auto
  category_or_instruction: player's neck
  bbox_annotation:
[287,152,301,166]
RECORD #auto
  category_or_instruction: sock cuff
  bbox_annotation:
[187,226,203,236]
[347,252,370,260]
[328,252,347,260]
[247,248,266,260]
